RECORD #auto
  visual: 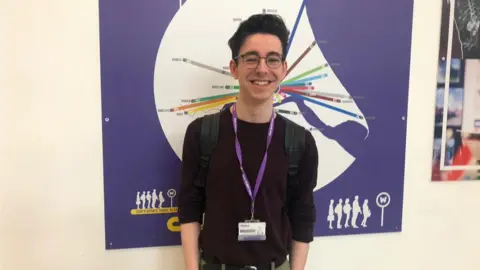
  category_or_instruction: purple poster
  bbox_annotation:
[99,0,414,249]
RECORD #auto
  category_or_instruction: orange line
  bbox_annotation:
[172,95,237,111]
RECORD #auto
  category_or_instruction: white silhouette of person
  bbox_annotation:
[152,189,158,208]
[361,199,371,227]
[327,199,334,229]
[141,191,146,209]
[334,198,343,229]
[136,191,141,209]
[351,195,362,228]
[158,191,165,208]
[146,191,152,208]
[343,198,352,228]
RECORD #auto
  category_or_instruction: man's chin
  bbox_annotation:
[240,84,278,102]
[249,91,275,103]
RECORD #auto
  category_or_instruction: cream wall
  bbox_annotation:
[1,1,478,269]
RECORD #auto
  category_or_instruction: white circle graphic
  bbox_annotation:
[153,0,369,190]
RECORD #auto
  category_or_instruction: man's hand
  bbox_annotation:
[180,222,201,270]
[289,240,309,270]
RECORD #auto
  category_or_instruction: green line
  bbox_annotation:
[224,85,240,90]
[282,63,329,84]
[194,92,237,102]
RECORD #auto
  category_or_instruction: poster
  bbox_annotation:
[99,0,414,249]
[431,0,480,181]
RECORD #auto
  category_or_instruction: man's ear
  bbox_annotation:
[230,59,238,79]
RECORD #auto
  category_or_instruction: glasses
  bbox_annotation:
[235,53,284,69]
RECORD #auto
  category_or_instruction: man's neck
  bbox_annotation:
[233,96,274,123]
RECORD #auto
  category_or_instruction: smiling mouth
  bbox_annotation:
[250,80,273,86]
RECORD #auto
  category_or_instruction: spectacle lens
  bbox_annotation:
[241,54,283,69]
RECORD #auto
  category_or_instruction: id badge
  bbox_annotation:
[238,220,266,241]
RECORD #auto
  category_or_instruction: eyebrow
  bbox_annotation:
[241,50,283,57]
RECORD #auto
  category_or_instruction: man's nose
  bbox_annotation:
[255,59,269,73]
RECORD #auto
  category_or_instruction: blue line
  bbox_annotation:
[287,92,363,119]
[286,0,307,56]
[281,82,310,87]
[290,74,328,84]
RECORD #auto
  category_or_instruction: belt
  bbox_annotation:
[201,256,286,270]
[202,263,275,270]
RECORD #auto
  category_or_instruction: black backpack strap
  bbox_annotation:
[194,112,221,187]
[284,117,306,184]
[281,116,306,211]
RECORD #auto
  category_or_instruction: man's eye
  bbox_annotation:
[245,57,258,62]
[267,58,281,63]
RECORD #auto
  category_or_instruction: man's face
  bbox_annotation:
[229,33,288,103]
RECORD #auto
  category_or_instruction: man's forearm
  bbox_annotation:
[289,240,309,270]
[180,222,201,270]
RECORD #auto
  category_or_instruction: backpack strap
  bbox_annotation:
[281,115,306,211]
[194,112,221,188]
[283,116,306,184]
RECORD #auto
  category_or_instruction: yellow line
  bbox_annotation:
[187,96,237,113]
[130,207,178,215]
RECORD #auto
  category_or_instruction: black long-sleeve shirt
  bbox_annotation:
[178,108,318,266]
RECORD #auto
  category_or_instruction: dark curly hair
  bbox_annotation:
[228,14,290,62]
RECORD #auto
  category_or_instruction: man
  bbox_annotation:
[178,13,318,270]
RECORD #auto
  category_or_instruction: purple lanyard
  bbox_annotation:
[231,104,275,220]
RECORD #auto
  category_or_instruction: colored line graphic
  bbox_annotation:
[158,5,365,123]
[173,58,232,77]
[287,92,363,119]
[283,64,329,84]
[286,40,317,77]
[289,74,328,84]
[281,82,312,87]
[281,89,341,103]
[286,0,308,56]
[160,47,357,118]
